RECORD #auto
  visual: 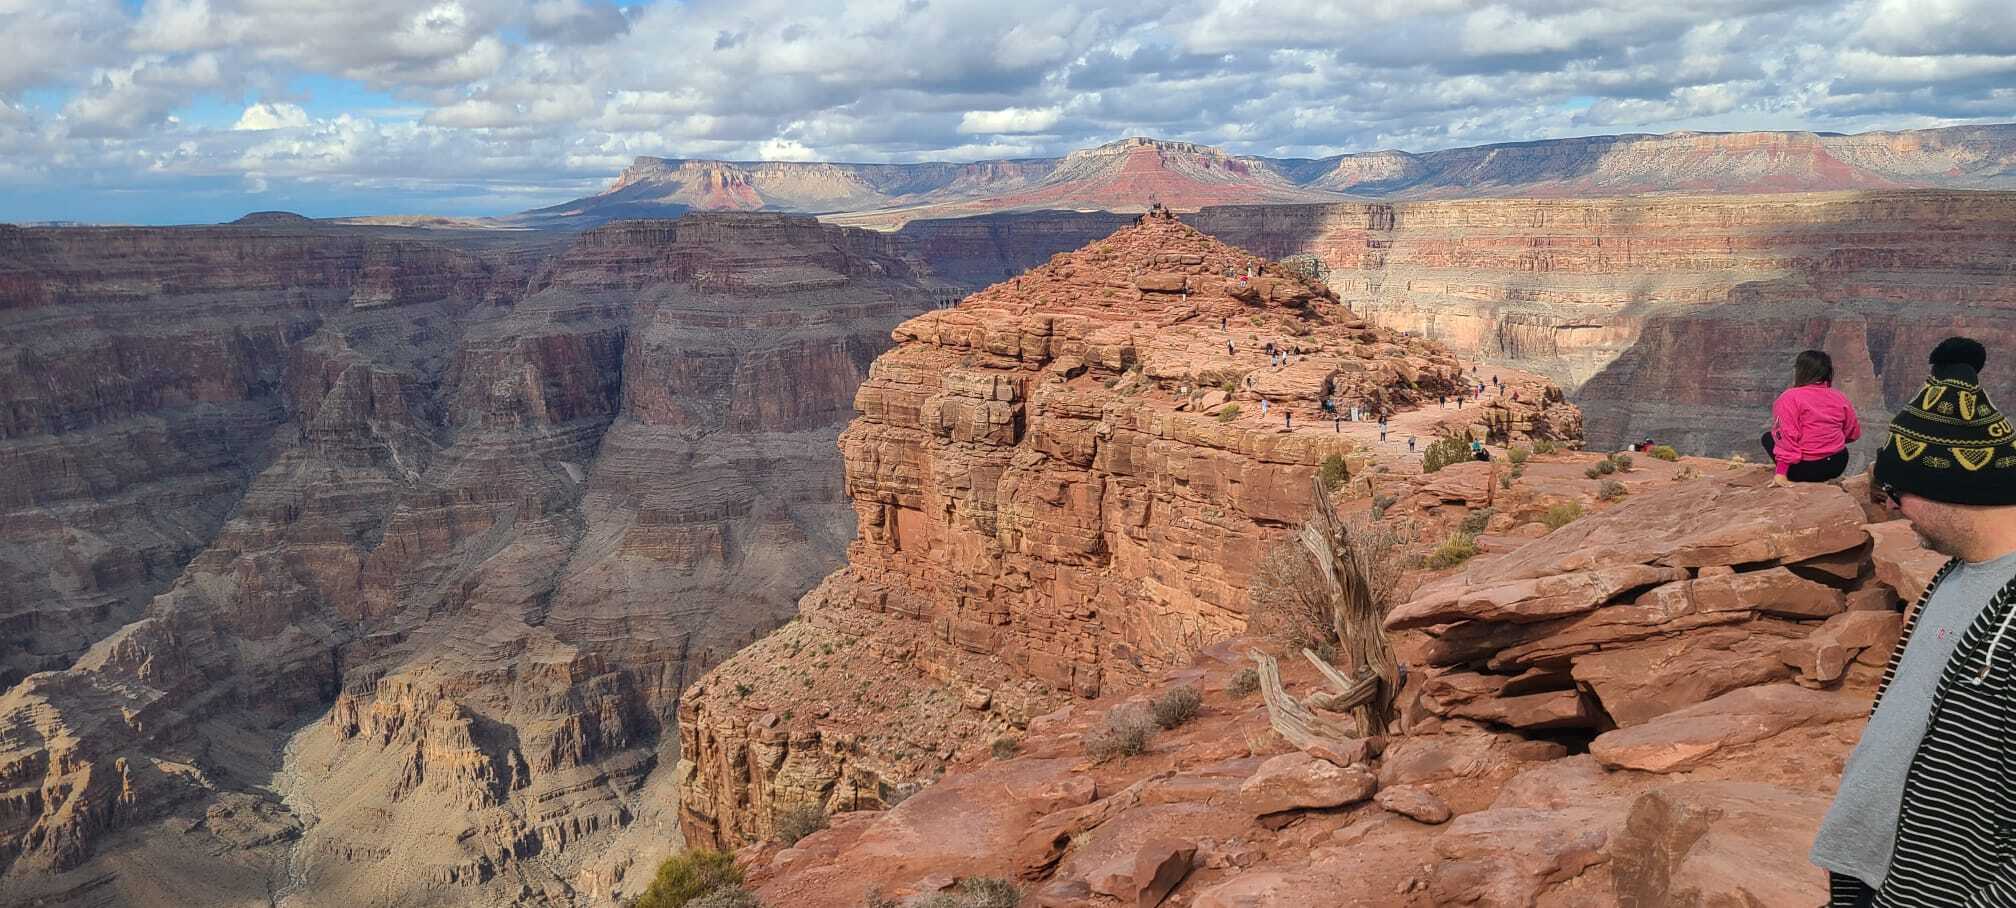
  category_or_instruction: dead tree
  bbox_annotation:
[1251,475,1402,743]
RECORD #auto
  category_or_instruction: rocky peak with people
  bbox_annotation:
[657,210,2010,907]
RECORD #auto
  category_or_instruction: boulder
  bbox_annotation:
[1387,564,1690,630]
[1589,684,1867,772]
[1373,786,1452,824]
[1866,519,1948,602]
[1239,752,1378,816]
[1609,782,1830,907]
[1427,806,1618,907]
[1571,622,1804,726]
[1133,839,1197,908]
[1135,273,1188,293]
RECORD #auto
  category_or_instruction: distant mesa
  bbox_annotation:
[230,210,314,225]
[520,123,2016,230]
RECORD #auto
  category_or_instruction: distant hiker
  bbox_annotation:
[1227,339,1234,355]
[1380,424,1389,443]
[1471,439,1491,462]
[1284,410,1292,430]
[1439,394,1447,409]
[1492,375,1499,388]
[1764,349,1861,486]
[1814,336,2016,907]
[1407,435,1416,453]
[1260,399,1269,416]
[1221,316,1228,331]
[1333,416,1341,433]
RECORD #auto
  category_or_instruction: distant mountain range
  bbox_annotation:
[518,124,2016,229]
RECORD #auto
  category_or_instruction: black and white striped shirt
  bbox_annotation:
[1829,558,2016,907]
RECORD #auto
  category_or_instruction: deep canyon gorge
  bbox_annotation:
[4,126,2016,907]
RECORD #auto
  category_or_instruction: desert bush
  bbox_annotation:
[1085,707,1155,762]
[1251,542,1333,648]
[1421,435,1473,474]
[1595,458,1617,475]
[634,850,742,908]
[774,803,828,846]
[1533,439,1560,455]
[1676,465,1699,481]
[1584,465,1603,480]
[1648,445,1680,462]
[1216,404,1241,422]
[1227,667,1260,698]
[1459,507,1495,535]
[1728,453,1748,465]
[1422,533,1479,570]
[1150,686,1203,730]
[907,878,1022,908]
[1319,453,1350,491]
[989,736,1020,760]
[1611,453,1633,472]
[1540,502,1584,530]
[1500,474,1513,490]
[1508,446,1531,464]
[1597,480,1628,501]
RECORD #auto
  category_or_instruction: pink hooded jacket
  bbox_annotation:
[1771,382,1861,475]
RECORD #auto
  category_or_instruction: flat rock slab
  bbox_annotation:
[1388,563,1689,630]
[1589,683,1867,772]
[1609,781,1829,907]
[1239,751,1378,816]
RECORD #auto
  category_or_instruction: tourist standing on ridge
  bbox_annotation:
[1764,350,1861,485]
[1813,336,2016,908]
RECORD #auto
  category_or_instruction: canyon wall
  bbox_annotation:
[676,213,1581,848]
[1193,191,2016,458]
[0,214,933,906]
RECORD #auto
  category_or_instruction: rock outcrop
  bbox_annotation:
[676,211,1580,848]
[1191,190,2016,458]
[0,213,934,906]
[728,448,1935,908]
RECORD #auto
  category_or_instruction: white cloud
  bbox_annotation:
[756,137,817,161]
[957,106,1063,134]
[233,101,310,130]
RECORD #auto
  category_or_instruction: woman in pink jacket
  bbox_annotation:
[1763,350,1861,485]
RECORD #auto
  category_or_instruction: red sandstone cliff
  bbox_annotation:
[675,213,1580,850]
[0,214,935,906]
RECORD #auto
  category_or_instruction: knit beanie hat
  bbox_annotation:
[1874,337,2016,505]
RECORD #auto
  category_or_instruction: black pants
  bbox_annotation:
[1762,432,1848,482]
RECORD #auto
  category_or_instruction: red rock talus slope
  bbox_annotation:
[0,214,933,907]
[675,212,1581,848]
[1192,190,2016,457]
[734,451,1942,908]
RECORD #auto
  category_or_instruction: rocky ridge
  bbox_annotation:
[676,212,1581,850]
[725,444,1941,908]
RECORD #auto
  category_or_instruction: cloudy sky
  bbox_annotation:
[4,0,2012,224]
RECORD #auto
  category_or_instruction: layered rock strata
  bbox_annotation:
[0,213,932,907]
[677,212,1581,848]
[1191,191,2016,458]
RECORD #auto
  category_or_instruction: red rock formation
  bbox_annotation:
[0,213,934,906]
[1191,190,2016,457]
[728,450,1936,908]
[676,212,1580,849]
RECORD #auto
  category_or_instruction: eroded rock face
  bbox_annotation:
[1192,191,2016,457]
[0,214,933,906]
[677,213,1582,848]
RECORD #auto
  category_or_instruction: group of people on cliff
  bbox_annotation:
[1759,336,2016,907]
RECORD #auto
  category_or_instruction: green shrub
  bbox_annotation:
[1508,446,1531,464]
[1611,453,1633,472]
[1540,502,1584,530]
[990,736,1020,760]
[1216,404,1241,423]
[1584,466,1603,480]
[1319,454,1350,491]
[1459,507,1495,535]
[1648,444,1679,462]
[1086,707,1155,762]
[1227,667,1260,698]
[1422,533,1479,570]
[1421,435,1472,474]
[1500,475,1513,490]
[774,803,827,846]
[634,850,743,908]
[1533,439,1560,455]
[1597,479,1628,501]
[1150,686,1203,730]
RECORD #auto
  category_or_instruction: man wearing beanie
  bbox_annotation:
[1812,337,2016,907]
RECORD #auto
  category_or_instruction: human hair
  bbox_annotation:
[1793,349,1833,387]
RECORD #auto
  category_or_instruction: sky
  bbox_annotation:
[3,0,2013,225]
